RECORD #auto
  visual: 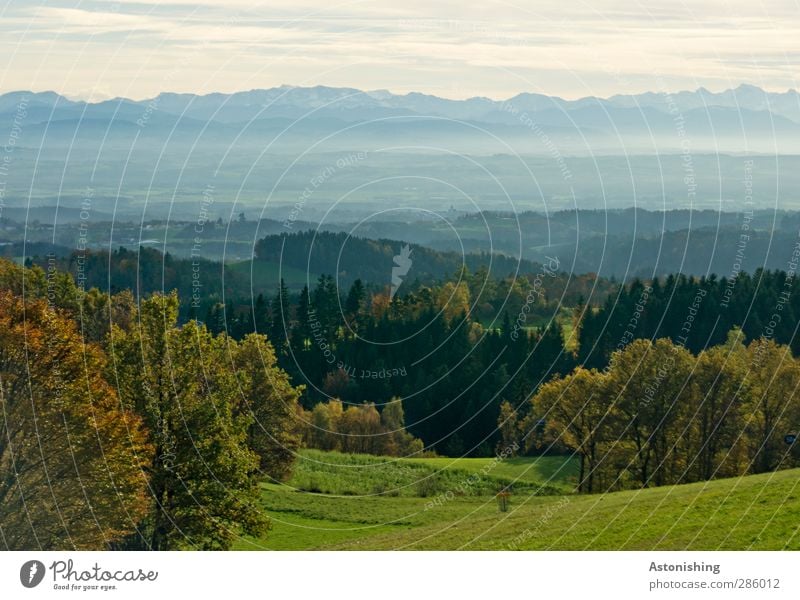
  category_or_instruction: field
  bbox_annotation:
[234,451,800,550]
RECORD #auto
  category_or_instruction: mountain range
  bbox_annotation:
[3,83,800,122]
[2,84,800,155]
[3,84,800,221]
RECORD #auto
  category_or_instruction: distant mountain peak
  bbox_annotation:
[5,82,799,110]
[3,82,800,155]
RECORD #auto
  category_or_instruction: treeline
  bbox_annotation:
[562,228,800,280]
[29,239,614,319]
[213,268,800,458]
[504,334,800,492]
[28,246,238,314]
[254,230,541,287]
[579,269,800,368]
[300,398,423,456]
[0,259,303,551]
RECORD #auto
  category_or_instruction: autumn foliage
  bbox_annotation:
[520,333,800,493]
[0,291,150,549]
[0,260,304,550]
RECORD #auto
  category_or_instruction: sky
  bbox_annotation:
[0,0,798,101]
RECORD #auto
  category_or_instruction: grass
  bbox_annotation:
[333,468,800,550]
[402,455,575,490]
[285,449,576,497]
[234,451,800,550]
[234,490,402,550]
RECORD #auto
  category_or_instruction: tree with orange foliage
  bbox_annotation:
[0,292,150,550]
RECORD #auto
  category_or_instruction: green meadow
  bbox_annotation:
[234,450,800,550]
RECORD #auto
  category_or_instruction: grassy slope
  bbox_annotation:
[286,449,577,497]
[335,468,800,550]
[234,450,577,550]
[402,455,575,489]
[235,455,800,550]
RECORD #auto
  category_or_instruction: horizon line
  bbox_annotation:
[1,82,797,105]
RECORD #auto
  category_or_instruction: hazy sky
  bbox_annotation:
[1,0,798,100]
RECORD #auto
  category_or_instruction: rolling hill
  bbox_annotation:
[235,452,800,550]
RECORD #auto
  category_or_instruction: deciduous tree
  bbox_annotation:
[0,292,149,550]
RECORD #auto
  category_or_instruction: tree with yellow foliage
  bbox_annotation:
[0,292,149,550]
[529,368,617,492]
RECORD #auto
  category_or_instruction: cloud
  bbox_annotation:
[0,0,798,100]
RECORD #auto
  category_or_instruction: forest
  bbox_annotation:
[3,251,800,550]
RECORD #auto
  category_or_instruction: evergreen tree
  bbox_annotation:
[269,279,290,357]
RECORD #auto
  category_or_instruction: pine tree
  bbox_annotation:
[269,279,290,357]
[345,279,366,333]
